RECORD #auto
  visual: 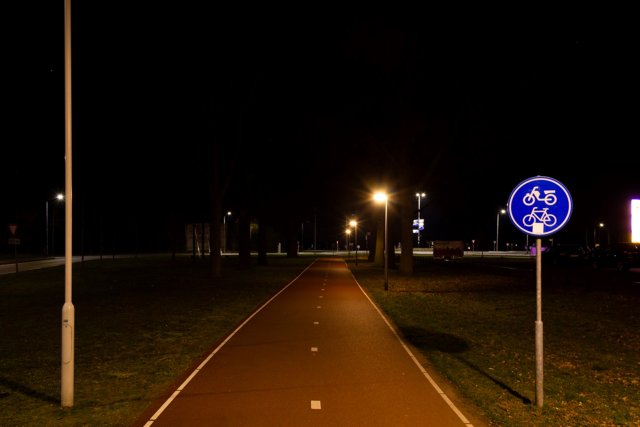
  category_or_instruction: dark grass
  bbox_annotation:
[351,257,640,427]
[2,254,639,426]
[0,254,312,427]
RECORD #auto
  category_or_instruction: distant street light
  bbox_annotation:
[594,222,609,247]
[350,219,358,265]
[373,192,389,291]
[496,208,506,251]
[415,192,426,247]
[223,211,232,253]
[46,193,64,257]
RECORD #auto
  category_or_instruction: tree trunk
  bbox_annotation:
[257,218,268,265]
[210,192,222,278]
[210,137,223,278]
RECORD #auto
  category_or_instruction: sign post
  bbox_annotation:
[508,176,573,410]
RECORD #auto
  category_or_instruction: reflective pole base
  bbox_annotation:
[61,302,75,407]
[535,320,543,409]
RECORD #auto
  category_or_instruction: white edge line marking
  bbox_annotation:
[347,261,474,427]
[143,259,319,425]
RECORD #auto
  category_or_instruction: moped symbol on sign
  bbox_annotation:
[508,176,572,236]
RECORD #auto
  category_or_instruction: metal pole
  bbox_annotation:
[345,230,348,255]
[535,237,544,409]
[45,201,49,257]
[496,212,500,252]
[417,194,421,247]
[61,0,75,407]
[346,229,350,259]
[354,223,358,266]
[52,207,56,257]
[384,199,388,291]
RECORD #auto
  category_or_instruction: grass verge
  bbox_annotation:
[0,254,311,427]
[351,258,640,427]
[1,254,639,426]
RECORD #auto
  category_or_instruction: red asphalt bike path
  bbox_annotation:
[137,258,474,426]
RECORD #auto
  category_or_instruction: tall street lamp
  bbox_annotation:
[46,193,64,257]
[345,228,351,259]
[415,192,426,247]
[223,211,232,253]
[496,208,506,251]
[374,192,389,291]
[350,219,358,265]
[594,222,609,247]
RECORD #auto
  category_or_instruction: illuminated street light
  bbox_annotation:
[496,208,506,251]
[415,192,426,247]
[373,192,389,291]
[350,219,358,265]
[594,222,610,247]
[46,193,65,257]
[223,211,232,253]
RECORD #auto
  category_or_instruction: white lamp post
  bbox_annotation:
[415,192,426,247]
[594,222,609,247]
[223,211,232,253]
[345,228,351,259]
[46,193,65,257]
[496,208,506,251]
[374,192,389,291]
[350,219,358,265]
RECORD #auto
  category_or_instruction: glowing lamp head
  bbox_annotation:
[373,192,388,203]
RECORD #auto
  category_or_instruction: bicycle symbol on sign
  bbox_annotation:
[523,207,557,227]
[523,186,557,206]
[508,176,572,237]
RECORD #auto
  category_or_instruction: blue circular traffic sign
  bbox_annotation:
[508,176,572,236]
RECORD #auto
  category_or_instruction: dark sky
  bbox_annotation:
[4,4,639,250]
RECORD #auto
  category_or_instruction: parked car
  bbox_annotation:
[542,243,590,265]
[590,242,640,271]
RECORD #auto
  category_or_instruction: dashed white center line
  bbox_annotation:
[311,347,318,352]
[310,400,321,410]
[313,321,319,325]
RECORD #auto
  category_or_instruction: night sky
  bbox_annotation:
[4,4,639,252]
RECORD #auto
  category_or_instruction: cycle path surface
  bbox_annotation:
[136,258,477,426]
